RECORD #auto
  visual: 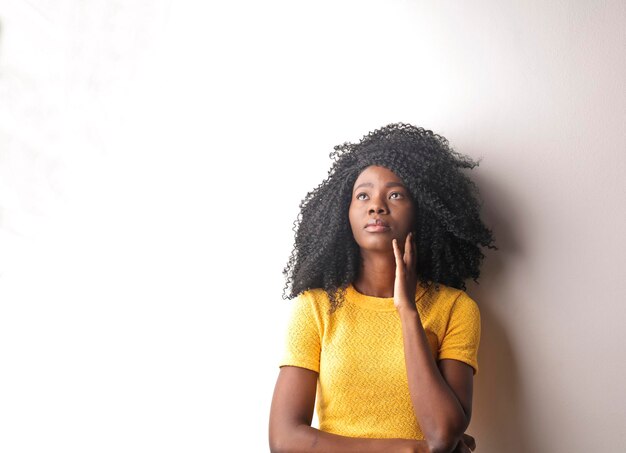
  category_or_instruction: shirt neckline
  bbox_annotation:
[346,281,430,312]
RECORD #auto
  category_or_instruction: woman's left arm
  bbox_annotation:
[392,236,474,453]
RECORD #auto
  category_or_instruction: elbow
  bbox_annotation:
[269,426,302,453]
[270,417,314,453]
[269,438,285,453]
[427,438,458,453]
[269,432,289,453]
[425,421,469,453]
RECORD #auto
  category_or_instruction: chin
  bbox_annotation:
[358,237,395,253]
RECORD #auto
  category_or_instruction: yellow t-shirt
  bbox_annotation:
[279,282,481,440]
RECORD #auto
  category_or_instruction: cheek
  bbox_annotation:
[399,207,416,232]
[403,211,414,227]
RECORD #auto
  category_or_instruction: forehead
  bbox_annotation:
[353,165,404,186]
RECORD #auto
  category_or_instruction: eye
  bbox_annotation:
[356,193,368,200]
[389,192,404,199]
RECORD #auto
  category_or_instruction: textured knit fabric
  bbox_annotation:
[279,282,481,440]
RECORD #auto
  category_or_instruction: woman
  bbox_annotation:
[269,123,497,452]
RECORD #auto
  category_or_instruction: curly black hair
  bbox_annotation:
[282,123,497,312]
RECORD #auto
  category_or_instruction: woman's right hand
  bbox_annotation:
[451,433,476,452]
[403,433,476,453]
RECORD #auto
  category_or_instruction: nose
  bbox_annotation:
[368,194,389,215]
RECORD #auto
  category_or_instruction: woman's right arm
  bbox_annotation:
[269,366,430,453]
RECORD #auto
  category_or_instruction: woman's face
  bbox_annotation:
[348,165,415,253]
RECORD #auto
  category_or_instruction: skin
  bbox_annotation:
[348,165,415,298]
[269,166,477,453]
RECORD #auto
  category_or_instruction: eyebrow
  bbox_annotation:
[353,181,406,192]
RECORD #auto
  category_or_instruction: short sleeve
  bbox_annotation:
[278,291,321,373]
[438,292,481,375]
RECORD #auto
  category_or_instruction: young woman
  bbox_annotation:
[269,123,497,453]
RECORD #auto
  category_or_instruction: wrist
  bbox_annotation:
[396,303,419,318]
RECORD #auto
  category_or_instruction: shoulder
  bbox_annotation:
[441,287,481,334]
[428,284,479,310]
[452,289,480,320]
[291,288,333,320]
[296,288,331,307]
[422,284,480,330]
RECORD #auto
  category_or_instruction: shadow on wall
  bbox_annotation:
[465,172,538,453]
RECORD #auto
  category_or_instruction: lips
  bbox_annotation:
[365,219,390,228]
[364,219,391,232]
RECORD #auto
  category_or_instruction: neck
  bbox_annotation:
[352,250,397,298]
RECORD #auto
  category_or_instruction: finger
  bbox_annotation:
[392,239,404,274]
[403,233,411,265]
[404,232,414,268]
[462,434,476,451]
[452,441,470,453]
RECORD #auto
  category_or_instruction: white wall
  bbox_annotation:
[1,1,624,452]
